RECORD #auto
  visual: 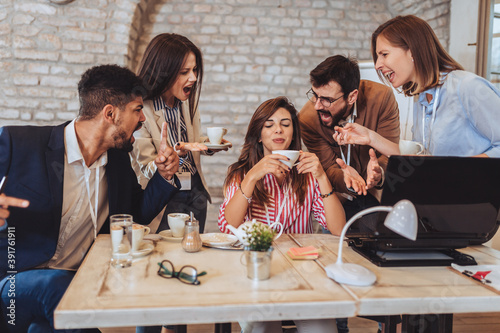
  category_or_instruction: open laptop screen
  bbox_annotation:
[347,156,500,251]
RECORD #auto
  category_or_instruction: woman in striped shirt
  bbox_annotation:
[133,34,231,333]
[132,33,231,239]
[218,96,345,237]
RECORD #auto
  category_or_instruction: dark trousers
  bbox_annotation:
[157,172,209,233]
[323,192,380,333]
[1,269,100,333]
[342,192,380,222]
[138,173,208,333]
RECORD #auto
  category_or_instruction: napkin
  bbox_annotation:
[451,263,500,292]
[287,246,319,260]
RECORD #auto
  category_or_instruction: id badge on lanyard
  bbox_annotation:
[176,171,191,190]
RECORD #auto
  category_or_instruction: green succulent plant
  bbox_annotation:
[242,222,275,252]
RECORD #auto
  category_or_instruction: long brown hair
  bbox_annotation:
[136,33,203,122]
[223,97,309,206]
[371,15,463,96]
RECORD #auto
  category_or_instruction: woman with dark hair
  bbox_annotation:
[218,97,344,333]
[335,15,500,158]
[133,34,231,333]
[132,33,231,237]
[219,96,345,239]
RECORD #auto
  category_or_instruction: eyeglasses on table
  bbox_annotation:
[157,260,207,285]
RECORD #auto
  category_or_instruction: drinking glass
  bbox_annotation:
[110,214,133,268]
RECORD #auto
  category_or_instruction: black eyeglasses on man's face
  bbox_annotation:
[306,88,344,108]
[157,260,207,285]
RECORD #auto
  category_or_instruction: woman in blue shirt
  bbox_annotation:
[334,15,500,159]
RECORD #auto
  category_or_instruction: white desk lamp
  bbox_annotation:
[325,199,418,286]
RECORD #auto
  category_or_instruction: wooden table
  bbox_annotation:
[54,234,500,331]
[54,234,357,329]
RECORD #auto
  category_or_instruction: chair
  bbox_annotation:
[214,322,232,333]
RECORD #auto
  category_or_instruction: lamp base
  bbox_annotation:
[324,262,377,286]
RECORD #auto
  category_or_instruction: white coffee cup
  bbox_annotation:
[168,213,189,238]
[207,127,227,145]
[131,224,151,252]
[272,150,300,168]
[399,140,424,155]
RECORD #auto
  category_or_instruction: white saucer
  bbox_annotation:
[144,234,162,241]
[204,142,231,150]
[200,233,238,247]
[159,230,183,242]
[132,241,154,258]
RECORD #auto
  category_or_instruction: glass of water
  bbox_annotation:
[110,214,133,268]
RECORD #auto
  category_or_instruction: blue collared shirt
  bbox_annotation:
[412,70,500,157]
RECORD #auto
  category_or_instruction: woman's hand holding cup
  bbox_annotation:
[295,151,326,179]
[247,154,291,181]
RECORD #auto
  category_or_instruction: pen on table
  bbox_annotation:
[0,176,7,194]
[462,270,492,284]
[0,176,6,227]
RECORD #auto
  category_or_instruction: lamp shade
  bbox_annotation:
[384,199,418,241]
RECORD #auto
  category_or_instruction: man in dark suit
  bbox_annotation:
[0,64,180,332]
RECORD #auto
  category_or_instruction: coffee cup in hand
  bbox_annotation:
[207,127,227,145]
[399,140,424,155]
[272,150,300,168]
[168,213,189,238]
[131,224,151,252]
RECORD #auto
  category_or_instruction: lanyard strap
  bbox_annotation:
[84,166,99,239]
[422,87,441,152]
[264,185,289,231]
[339,103,356,166]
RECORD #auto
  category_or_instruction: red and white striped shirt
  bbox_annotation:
[218,173,327,234]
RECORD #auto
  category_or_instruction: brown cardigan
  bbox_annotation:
[299,80,400,196]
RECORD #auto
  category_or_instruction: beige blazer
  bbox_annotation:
[130,99,211,202]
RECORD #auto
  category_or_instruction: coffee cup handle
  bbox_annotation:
[416,142,424,155]
[222,128,227,136]
[269,221,284,240]
[144,226,151,235]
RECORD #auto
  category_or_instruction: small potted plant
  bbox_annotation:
[242,220,276,280]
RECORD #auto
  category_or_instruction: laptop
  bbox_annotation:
[346,156,500,266]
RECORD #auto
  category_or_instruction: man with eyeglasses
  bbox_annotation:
[299,55,400,333]
[299,55,400,221]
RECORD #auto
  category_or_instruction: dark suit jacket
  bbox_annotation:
[299,80,400,195]
[0,122,179,278]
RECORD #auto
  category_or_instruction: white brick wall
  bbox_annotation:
[0,0,451,190]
